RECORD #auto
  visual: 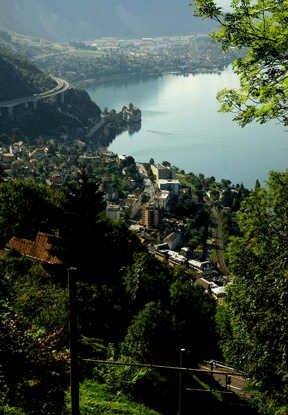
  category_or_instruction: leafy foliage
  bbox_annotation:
[94,344,148,395]
[0,44,56,100]
[192,0,288,127]
[66,378,161,415]
[50,166,106,272]
[0,165,222,413]
[0,248,70,413]
[121,301,172,365]
[223,170,288,413]
[0,181,59,247]
[0,312,69,414]
[170,267,219,362]
[123,252,172,306]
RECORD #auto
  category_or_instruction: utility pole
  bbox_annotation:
[178,348,185,415]
[68,267,80,415]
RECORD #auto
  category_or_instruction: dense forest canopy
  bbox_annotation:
[0,45,57,100]
[0,169,221,414]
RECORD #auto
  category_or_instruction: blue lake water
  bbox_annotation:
[84,66,288,189]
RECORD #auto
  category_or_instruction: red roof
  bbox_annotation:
[0,232,62,265]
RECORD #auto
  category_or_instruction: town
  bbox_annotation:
[0,130,249,304]
[10,31,246,86]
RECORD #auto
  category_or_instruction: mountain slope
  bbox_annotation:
[0,45,101,141]
[0,45,57,100]
[0,0,216,41]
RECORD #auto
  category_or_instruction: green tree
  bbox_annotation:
[93,343,148,395]
[121,301,172,365]
[52,166,106,274]
[170,267,218,362]
[123,252,172,308]
[0,313,69,414]
[0,256,69,414]
[224,170,288,413]
[0,181,59,247]
[255,178,261,190]
[191,0,288,127]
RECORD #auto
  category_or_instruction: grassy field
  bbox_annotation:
[69,50,106,59]
[176,173,197,191]
[65,380,162,415]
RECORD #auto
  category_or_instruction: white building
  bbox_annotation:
[151,164,176,182]
[157,179,180,196]
[188,260,216,279]
[163,232,182,250]
[157,190,172,211]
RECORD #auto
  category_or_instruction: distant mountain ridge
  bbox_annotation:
[0,0,216,41]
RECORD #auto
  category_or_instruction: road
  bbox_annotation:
[129,163,158,220]
[0,76,69,108]
[136,163,157,200]
[199,362,251,398]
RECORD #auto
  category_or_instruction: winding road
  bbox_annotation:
[0,76,69,108]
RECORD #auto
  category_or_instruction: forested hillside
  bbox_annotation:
[0,169,223,414]
[0,44,102,142]
[0,45,57,100]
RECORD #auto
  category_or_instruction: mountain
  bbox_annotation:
[0,44,101,142]
[0,0,216,41]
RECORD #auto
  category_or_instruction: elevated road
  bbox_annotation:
[0,76,69,108]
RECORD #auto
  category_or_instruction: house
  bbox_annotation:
[29,148,48,158]
[59,163,70,175]
[0,232,63,268]
[104,188,119,201]
[49,172,65,186]
[117,154,135,168]
[75,141,87,150]
[163,232,181,250]
[9,145,21,155]
[188,259,217,279]
[157,190,172,211]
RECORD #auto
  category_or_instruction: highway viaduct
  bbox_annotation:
[0,76,70,119]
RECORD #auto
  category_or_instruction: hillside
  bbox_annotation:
[0,44,57,100]
[0,0,217,41]
[0,44,102,142]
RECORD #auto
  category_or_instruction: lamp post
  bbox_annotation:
[179,348,185,415]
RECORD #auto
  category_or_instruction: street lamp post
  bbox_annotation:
[179,348,185,415]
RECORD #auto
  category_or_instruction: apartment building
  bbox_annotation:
[142,205,160,229]
[157,179,180,196]
[105,204,121,220]
[151,163,176,182]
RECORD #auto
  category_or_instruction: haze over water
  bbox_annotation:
[84,65,288,189]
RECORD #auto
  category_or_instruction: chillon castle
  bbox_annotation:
[120,103,141,123]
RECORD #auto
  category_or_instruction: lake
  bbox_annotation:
[84,66,288,190]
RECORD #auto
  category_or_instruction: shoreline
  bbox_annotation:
[70,66,228,89]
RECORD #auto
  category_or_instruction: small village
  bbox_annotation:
[0,135,245,304]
